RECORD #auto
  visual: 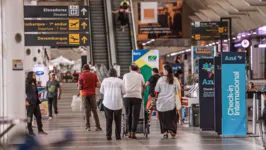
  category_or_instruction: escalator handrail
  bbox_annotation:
[129,0,137,50]
[87,0,94,62]
[103,0,112,68]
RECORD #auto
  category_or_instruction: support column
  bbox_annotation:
[0,0,26,142]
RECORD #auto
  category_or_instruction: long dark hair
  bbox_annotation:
[26,71,36,86]
[164,65,174,84]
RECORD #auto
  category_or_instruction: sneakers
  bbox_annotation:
[29,132,36,136]
[95,127,102,131]
[107,137,112,141]
[39,130,48,135]
[127,133,132,138]
[116,137,122,140]
[48,117,53,120]
[86,127,91,131]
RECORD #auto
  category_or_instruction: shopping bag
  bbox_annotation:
[80,97,84,112]
[71,95,81,112]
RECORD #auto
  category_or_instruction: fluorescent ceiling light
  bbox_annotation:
[232,37,236,40]
[253,32,257,35]
[142,43,146,46]
[224,40,228,42]
[237,36,241,39]
[242,34,246,37]
[216,42,219,44]
[258,44,266,48]
[151,39,155,42]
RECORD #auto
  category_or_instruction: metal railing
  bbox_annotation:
[129,0,137,50]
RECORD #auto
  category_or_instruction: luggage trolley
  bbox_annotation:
[122,99,150,138]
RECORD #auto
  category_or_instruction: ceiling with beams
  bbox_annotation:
[186,0,266,34]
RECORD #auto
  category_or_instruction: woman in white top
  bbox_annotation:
[100,68,126,141]
[155,64,181,138]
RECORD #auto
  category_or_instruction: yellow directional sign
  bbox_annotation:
[195,34,201,40]
[69,34,80,45]
[81,21,88,30]
[69,19,80,30]
[81,36,88,44]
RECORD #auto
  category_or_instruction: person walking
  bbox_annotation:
[46,73,61,120]
[78,64,102,131]
[112,6,130,32]
[100,68,126,140]
[123,64,145,139]
[25,71,47,136]
[155,65,180,138]
[174,70,184,124]
[145,68,160,120]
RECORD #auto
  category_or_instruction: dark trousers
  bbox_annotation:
[123,98,142,133]
[82,95,101,128]
[104,106,122,138]
[48,96,58,117]
[26,104,43,134]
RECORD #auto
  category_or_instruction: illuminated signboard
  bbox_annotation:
[191,22,229,41]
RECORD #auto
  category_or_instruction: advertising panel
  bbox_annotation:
[133,50,159,107]
[199,59,215,130]
[138,1,183,39]
[221,52,246,137]
[192,46,215,74]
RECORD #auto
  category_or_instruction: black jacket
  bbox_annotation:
[25,82,40,105]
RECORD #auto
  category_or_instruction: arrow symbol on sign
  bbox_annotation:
[81,8,87,16]
[81,36,88,44]
[81,22,87,29]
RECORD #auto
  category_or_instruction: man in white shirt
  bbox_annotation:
[100,68,126,140]
[123,64,145,139]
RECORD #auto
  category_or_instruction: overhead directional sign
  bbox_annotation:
[24,6,89,18]
[24,20,89,32]
[191,22,229,41]
[25,34,89,46]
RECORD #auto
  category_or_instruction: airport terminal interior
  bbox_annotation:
[1,0,266,149]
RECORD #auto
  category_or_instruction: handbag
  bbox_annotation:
[97,99,104,111]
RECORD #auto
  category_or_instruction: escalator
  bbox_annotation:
[112,0,136,77]
[89,0,110,67]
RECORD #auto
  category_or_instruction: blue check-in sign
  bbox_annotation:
[221,52,246,137]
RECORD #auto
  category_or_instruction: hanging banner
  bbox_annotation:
[221,52,246,137]
[133,50,159,106]
[199,59,215,130]
[192,46,215,74]
[138,1,183,39]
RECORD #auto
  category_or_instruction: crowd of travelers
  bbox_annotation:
[77,62,183,140]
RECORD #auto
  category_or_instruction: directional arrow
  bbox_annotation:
[81,22,87,29]
[81,36,88,44]
[81,8,87,16]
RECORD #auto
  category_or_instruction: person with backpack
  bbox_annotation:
[112,6,130,32]
[120,0,130,10]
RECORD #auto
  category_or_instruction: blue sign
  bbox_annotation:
[199,59,215,130]
[36,71,44,75]
[132,50,149,62]
[221,52,246,137]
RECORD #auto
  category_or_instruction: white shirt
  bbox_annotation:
[123,71,145,99]
[155,76,180,112]
[100,77,126,110]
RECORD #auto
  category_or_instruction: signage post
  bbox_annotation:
[221,52,246,137]
[198,59,215,130]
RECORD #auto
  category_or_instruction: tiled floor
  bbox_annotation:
[39,83,264,150]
